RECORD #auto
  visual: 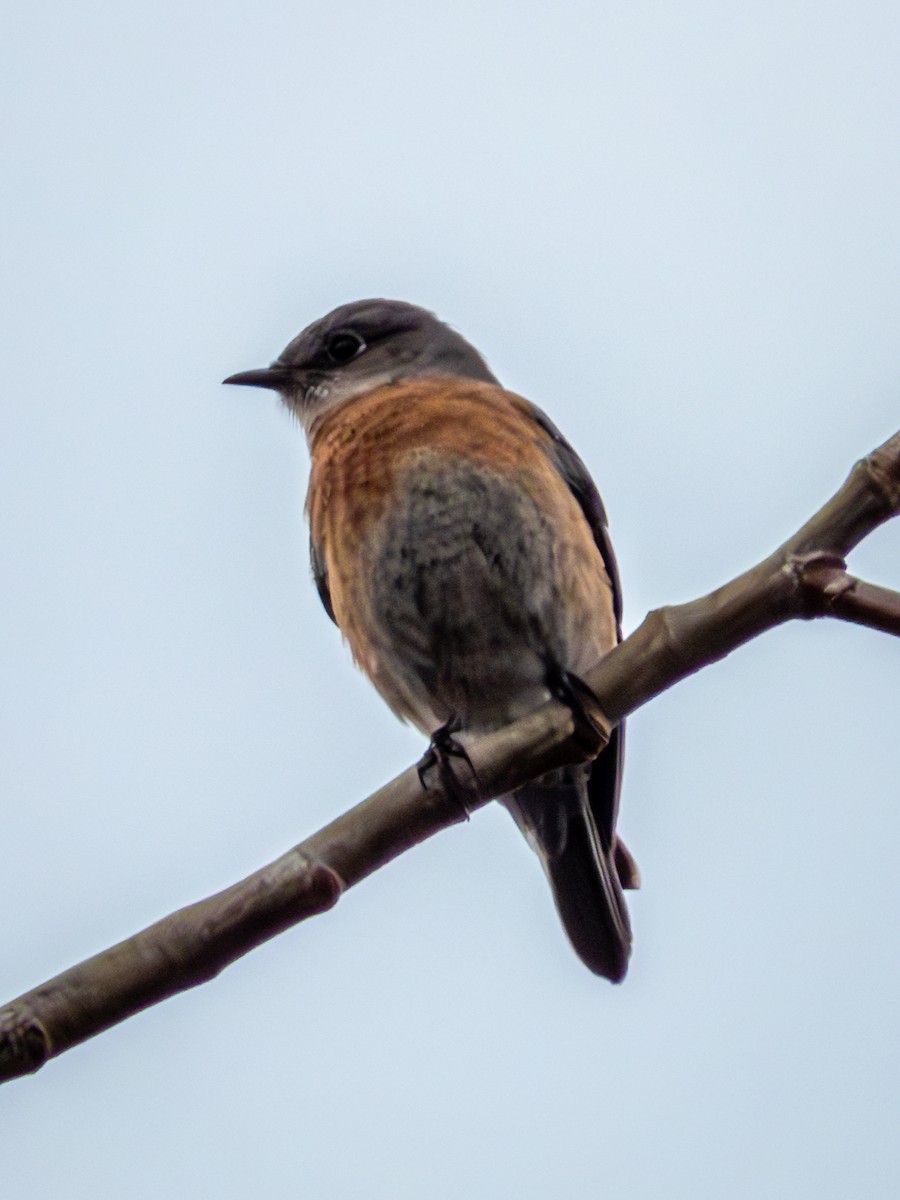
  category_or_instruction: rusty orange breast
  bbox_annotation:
[306,377,554,576]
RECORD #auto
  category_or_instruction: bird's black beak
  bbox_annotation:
[222,365,292,390]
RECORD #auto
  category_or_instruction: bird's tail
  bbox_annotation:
[503,764,637,982]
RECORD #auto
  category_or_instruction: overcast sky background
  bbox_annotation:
[3,3,899,1197]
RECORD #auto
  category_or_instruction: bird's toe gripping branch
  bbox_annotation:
[417,715,480,820]
[547,668,611,763]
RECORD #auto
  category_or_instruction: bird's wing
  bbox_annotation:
[520,399,623,630]
[310,538,337,625]
[518,398,626,851]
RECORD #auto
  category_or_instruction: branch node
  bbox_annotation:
[644,606,694,671]
[791,551,853,617]
[862,442,900,514]
[0,1008,50,1083]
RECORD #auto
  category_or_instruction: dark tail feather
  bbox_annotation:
[503,769,633,982]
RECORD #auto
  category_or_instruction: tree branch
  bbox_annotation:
[3,429,899,1084]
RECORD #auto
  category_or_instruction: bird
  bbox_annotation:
[224,299,639,981]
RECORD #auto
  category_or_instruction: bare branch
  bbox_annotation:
[1,701,608,1083]
[1,853,342,1080]
[2,428,899,1084]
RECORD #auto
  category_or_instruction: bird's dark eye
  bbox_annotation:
[325,330,366,364]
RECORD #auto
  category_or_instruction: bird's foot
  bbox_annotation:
[417,715,478,821]
[547,668,610,760]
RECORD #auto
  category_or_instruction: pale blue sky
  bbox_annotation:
[3,3,899,1197]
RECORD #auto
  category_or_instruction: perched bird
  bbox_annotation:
[224,300,639,980]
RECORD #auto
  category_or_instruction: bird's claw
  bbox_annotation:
[417,715,478,820]
[548,669,610,760]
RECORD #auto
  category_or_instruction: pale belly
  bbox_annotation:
[354,451,614,734]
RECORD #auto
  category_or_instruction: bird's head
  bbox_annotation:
[223,298,498,434]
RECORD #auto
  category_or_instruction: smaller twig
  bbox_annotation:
[800,558,900,637]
